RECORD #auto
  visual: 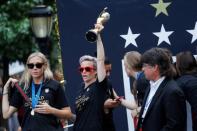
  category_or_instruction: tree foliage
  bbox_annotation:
[0,0,42,62]
[0,0,61,82]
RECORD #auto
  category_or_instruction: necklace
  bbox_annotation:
[31,81,43,116]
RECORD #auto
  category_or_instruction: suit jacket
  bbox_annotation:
[136,78,186,131]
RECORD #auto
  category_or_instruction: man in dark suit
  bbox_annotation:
[136,48,186,131]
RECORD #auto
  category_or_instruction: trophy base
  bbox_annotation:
[85,31,97,43]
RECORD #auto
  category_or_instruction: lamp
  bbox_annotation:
[29,5,53,38]
[29,5,53,57]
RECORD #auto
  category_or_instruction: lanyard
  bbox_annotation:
[31,81,43,109]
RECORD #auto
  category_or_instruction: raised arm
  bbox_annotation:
[96,24,106,82]
[2,78,18,119]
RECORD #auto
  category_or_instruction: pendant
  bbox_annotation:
[31,109,35,116]
[87,88,89,92]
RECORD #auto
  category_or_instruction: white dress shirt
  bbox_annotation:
[142,76,165,118]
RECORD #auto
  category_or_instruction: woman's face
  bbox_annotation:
[27,56,45,80]
[79,61,97,84]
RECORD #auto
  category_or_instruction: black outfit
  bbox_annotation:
[73,78,108,131]
[176,74,197,131]
[135,72,149,106]
[103,80,116,131]
[10,79,68,131]
[136,78,186,131]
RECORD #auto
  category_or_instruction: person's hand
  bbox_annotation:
[114,96,124,101]
[35,102,54,114]
[131,109,138,118]
[95,23,104,33]
[104,98,120,109]
[131,107,141,118]
[4,78,18,91]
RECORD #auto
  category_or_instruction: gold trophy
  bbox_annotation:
[85,7,110,43]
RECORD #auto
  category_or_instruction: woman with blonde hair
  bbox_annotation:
[2,52,72,131]
[121,51,149,128]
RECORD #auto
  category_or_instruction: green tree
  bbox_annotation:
[0,0,40,83]
[0,0,60,83]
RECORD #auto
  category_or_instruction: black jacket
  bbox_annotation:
[177,74,197,131]
[136,78,186,131]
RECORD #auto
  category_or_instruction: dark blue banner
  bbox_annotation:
[56,0,197,130]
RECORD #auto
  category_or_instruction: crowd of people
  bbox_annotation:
[1,22,197,131]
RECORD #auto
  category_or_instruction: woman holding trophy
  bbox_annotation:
[73,8,111,131]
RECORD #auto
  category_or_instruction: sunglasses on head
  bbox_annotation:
[79,66,95,73]
[27,63,44,69]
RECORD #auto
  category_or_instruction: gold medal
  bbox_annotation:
[31,109,35,116]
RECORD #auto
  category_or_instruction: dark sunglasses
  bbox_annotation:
[79,66,95,73]
[27,63,44,69]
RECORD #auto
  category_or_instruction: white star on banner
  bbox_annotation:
[120,27,140,48]
[153,24,174,46]
[187,22,197,44]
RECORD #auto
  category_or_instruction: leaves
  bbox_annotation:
[0,0,42,61]
[0,0,61,80]
[0,0,60,60]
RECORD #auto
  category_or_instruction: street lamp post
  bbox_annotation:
[29,5,53,58]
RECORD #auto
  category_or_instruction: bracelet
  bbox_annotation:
[2,92,8,95]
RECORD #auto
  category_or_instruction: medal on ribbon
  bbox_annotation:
[31,81,43,116]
